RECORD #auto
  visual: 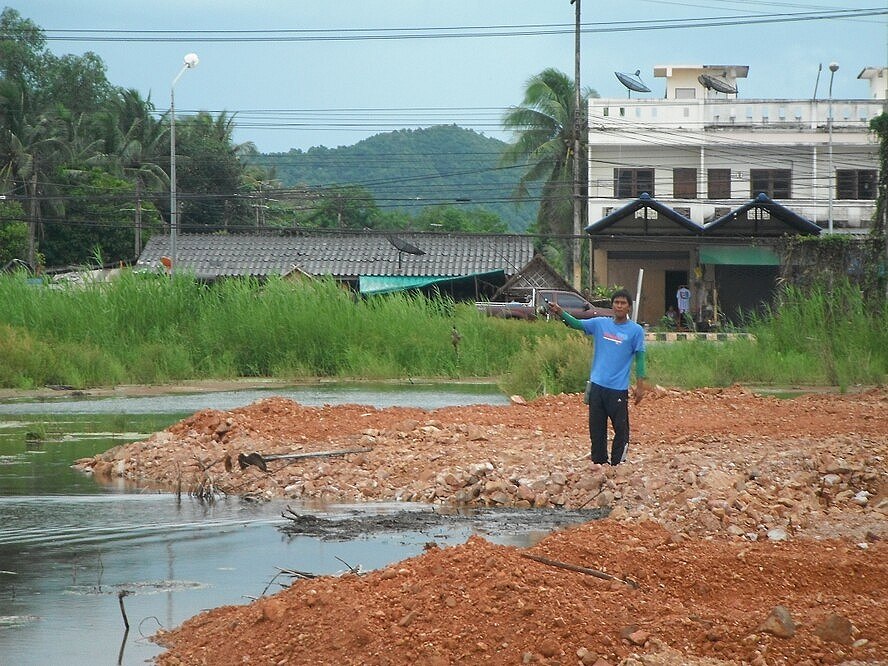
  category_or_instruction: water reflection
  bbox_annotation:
[0,494,550,665]
[0,381,510,415]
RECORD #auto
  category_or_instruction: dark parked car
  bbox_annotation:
[476,288,613,321]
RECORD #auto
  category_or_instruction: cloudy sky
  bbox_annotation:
[10,1,887,153]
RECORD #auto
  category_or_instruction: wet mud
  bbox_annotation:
[278,505,608,540]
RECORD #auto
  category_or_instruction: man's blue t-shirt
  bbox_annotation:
[579,317,646,391]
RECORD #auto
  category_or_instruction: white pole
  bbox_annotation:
[169,53,199,276]
[633,268,644,322]
[827,62,838,234]
[169,82,178,274]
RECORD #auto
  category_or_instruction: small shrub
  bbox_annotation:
[500,333,590,399]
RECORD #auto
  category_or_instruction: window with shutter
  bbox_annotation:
[674,168,697,199]
[750,169,792,199]
[707,169,731,199]
[836,170,877,199]
[614,168,655,198]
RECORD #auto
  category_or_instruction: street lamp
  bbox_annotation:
[170,52,199,274]
[827,61,838,233]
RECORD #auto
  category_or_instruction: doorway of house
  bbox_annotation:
[664,270,689,329]
[664,270,688,313]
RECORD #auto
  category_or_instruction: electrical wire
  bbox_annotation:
[33,7,888,43]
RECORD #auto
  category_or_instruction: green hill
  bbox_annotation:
[255,125,538,232]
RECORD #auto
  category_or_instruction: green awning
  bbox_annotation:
[359,270,505,295]
[699,246,780,266]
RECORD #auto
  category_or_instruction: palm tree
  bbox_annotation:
[501,68,597,279]
[0,79,67,269]
[97,89,168,257]
[173,110,249,230]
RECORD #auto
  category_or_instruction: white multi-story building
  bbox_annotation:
[585,64,884,324]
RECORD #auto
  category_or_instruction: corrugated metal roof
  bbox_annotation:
[136,231,535,280]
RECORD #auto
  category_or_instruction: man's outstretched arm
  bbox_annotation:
[634,350,648,404]
[547,302,584,331]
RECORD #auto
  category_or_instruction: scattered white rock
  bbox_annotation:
[852,490,871,506]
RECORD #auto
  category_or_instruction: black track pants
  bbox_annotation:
[587,382,630,465]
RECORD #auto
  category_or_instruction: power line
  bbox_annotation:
[32,7,888,43]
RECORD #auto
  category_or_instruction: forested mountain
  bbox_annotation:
[255,125,538,232]
[1,5,543,269]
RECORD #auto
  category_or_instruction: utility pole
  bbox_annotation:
[827,62,838,233]
[134,180,142,258]
[28,172,37,270]
[571,0,583,291]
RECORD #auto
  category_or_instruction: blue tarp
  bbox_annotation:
[359,270,505,295]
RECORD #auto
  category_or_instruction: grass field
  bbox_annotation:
[0,271,884,397]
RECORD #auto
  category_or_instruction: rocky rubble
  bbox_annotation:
[72,385,888,665]
[77,386,888,543]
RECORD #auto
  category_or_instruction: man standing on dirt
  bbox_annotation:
[547,289,648,465]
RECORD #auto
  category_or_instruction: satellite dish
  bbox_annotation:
[615,70,651,97]
[385,234,425,256]
[698,74,737,95]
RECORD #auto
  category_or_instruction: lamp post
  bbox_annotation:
[827,61,838,233]
[169,52,199,274]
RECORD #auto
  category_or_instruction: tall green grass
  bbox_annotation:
[0,271,557,388]
[0,271,884,395]
[749,280,888,390]
[646,280,887,391]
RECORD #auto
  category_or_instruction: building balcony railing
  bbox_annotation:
[589,98,884,131]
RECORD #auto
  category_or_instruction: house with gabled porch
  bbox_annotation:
[586,193,821,326]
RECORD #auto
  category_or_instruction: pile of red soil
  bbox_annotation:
[72,386,887,665]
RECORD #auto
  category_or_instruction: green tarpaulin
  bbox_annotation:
[699,246,780,266]
[359,270,505,295]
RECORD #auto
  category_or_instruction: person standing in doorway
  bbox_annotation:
[547,289,648,465]
[676,284,692,330]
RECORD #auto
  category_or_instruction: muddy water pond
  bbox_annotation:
[0,382,602,666]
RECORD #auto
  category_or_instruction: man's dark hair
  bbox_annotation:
[611,288,633,307]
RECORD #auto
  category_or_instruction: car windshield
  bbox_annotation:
[557,294,587,308]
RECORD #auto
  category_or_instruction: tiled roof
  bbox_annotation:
[587,193,820,237]
[587,193,704,235]
[136,231,536,280]
[703,193,821,235]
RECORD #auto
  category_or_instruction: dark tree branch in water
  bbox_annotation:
[117,590,131,629]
